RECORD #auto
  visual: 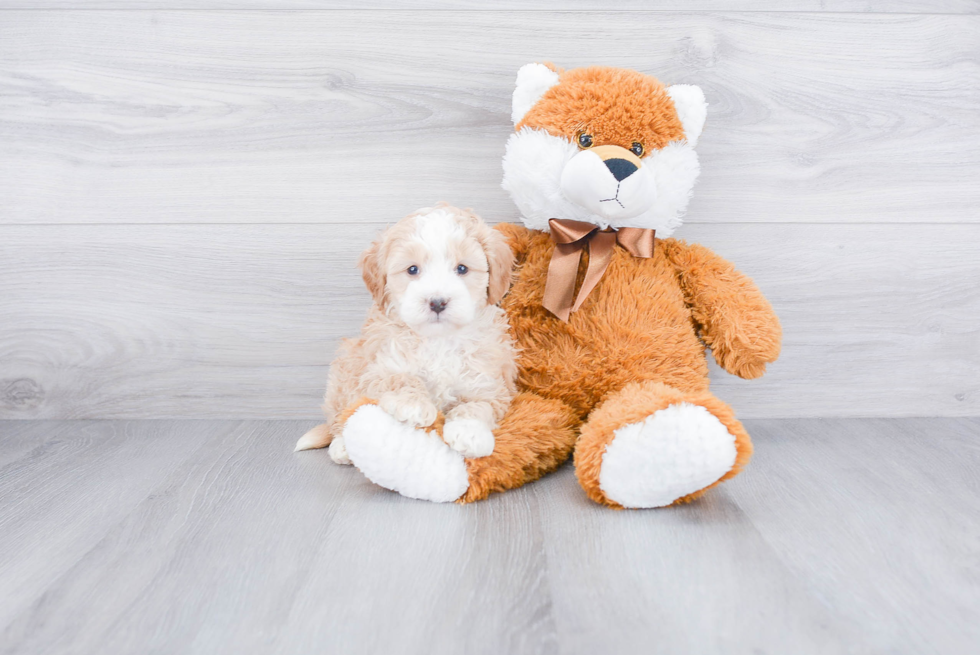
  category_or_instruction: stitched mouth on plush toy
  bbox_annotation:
[599,182,625,209]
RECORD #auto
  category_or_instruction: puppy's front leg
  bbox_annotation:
[378,384,438,429]
[443,402,495,458]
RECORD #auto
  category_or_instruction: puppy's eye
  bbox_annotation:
[577,133,593,149]
[456,264,468,275]
[407,265,419,275]
[630,142,644,157]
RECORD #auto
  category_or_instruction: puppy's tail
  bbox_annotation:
[295,423,333,452]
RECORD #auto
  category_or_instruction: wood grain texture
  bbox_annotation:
[0,11,977,226]
[1,2,978,11]
[1,418,978,654]
[1,222,977,420]
[730,418,980,655]
[1,8,976,419]
[1,421,359,654]
[0,420,222,631]
[531,466,859,654]
[0,420,73,469]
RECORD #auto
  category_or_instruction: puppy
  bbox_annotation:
[295,204,517,464]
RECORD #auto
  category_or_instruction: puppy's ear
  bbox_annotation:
[483,227,515,305]
[358,233,387,308]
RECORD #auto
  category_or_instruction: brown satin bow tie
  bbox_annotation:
[542,218,656,322]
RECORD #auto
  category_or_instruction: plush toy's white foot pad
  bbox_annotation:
[343,405,469,503]
[599,402,737,508]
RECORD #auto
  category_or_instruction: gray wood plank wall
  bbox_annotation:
[1,2,978,11]
[1,7,978,419]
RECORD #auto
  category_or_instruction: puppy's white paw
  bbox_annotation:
[328,436,352,465]
[380,391,438,428]
[443,418,495,458]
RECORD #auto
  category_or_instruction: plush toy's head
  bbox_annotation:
[502,64,706,237]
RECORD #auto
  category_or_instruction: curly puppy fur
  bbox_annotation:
[296,204,517,461]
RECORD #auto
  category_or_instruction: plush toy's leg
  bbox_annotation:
[458,392,579,503]
[342,393,579,504]
[342,404,469,503]
[574,381,752,509]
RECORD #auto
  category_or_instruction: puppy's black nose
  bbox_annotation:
[604,158,638,181]
[429,298,448,314]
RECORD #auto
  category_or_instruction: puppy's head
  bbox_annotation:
[359,204,513,336]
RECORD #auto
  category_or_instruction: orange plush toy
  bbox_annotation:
[342,63,782,508]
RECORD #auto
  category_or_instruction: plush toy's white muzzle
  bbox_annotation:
[560,145,657,221]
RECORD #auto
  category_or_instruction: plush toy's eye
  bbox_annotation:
[578,133,594,149]
[407,265,419,275]
[456,264,468,275]
[630,142,644,157]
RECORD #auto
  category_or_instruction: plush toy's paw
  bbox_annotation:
[599,403,737,508]
[719,348,779,381]
[328,435,352,465]
[379,391,438,428]
[443,418,495,458]
[343,404,469,503]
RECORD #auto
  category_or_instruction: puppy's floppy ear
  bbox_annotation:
[482,227,514,305]
[358,233,387,308]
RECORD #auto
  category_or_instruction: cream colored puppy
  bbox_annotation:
[295,204,517,463]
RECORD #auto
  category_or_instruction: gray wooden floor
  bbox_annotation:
[0,419,977,654]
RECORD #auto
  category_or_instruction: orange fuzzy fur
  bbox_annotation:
[459,392,579,504]
[573,381,753,509]
[518,66,687,153]
[337,66,780,508]
[453,222,780,506]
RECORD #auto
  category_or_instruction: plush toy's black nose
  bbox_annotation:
[604,158,638,181]
[429,298,448,314]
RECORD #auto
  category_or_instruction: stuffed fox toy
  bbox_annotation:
[340,63,782,508]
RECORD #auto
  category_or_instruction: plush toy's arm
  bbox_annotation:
[493,222,534,265]
[662,239,782,379]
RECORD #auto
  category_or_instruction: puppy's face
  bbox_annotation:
[360,206,513,336]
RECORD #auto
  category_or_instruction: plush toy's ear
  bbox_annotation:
[512,63,561,125]
[358,233,387,308]
[666,84,707,148]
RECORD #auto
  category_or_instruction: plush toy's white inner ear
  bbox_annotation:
[512,63,561,125]
[666,84,707,147]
